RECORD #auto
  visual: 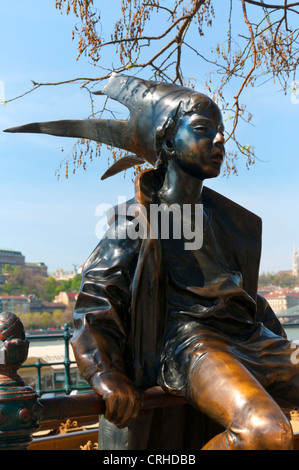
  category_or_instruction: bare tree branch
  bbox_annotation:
[244,0,299,11]
[6,0,299,178]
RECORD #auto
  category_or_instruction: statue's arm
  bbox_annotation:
[71,217,142,428]
[256,294,287,338]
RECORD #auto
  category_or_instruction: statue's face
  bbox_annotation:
[172,100,225,180]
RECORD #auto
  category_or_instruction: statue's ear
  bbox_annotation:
[156,101,182,158]
[162,139,176,157]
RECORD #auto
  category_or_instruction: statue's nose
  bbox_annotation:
[213,131,225,148]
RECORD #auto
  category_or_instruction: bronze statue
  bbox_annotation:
[4,74,299,450]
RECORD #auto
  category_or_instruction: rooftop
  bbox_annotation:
[0,249,23,256]
[0,295,28,300]
[277,305,299,317]
[265,292,299,298]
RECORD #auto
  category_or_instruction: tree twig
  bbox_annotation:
[244,0,299,12]
[225,0,258,143]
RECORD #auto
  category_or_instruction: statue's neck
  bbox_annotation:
[158,159,203,206]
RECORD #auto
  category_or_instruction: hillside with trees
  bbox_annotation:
[259,271,299,288]
[0,265,80,329]
[0,265,81,301]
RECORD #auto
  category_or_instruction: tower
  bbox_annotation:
[293,243,299,277]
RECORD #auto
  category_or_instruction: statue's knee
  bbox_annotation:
[231,415,293,450]
[264,419,293,450]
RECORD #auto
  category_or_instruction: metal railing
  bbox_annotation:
[0,311,191,450]
[1,311,299,451]
[21,323,90,396]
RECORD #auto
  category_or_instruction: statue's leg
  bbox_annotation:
[267,371,299,410]
[186,349,293,450]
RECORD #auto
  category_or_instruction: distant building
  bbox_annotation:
[265,292,299,313]
[0,294,68,315]
[0,249,48,277]
[54,291,78,305]
[41,301,66,313]
[275,270,293,277]
[0,295,30,315]
[51,267,78,281]
[28,296,66,313]
[27,295,43,312]
[276,305,299,325]
[293,243,299,277]
[258,285,278,296]
[265,243,299,280]
[0,249,25,271]
[25,261,48,277]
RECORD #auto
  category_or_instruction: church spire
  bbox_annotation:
[293,243,298,277]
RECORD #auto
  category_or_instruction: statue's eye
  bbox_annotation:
[194,125,208,134]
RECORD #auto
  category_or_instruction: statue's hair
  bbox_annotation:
[154,93,216,175]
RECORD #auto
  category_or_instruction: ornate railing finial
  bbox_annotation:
[0,311,41,450]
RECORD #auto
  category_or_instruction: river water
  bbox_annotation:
[284,326,299,342]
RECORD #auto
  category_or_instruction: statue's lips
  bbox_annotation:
[210,152,224,164]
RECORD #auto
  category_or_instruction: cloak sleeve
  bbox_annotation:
[71,216,142,385]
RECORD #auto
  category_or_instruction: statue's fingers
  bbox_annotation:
[104,394,117,422]
[130,396,141,421]
[105,395,131,427]
[114,397,129,425]
[117,396,140,428]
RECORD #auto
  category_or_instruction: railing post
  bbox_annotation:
[63,323,72,395]
[0,312,41,450]
[35,358,42,396]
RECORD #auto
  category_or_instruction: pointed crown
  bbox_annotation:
[4,73,211,179]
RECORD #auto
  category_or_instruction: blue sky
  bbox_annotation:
[0,1,298,274]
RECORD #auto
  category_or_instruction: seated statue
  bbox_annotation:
[5,73,299,450]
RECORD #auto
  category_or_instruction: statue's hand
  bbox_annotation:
[91,370,141,428]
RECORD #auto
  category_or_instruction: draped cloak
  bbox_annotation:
[71,169,288,450]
